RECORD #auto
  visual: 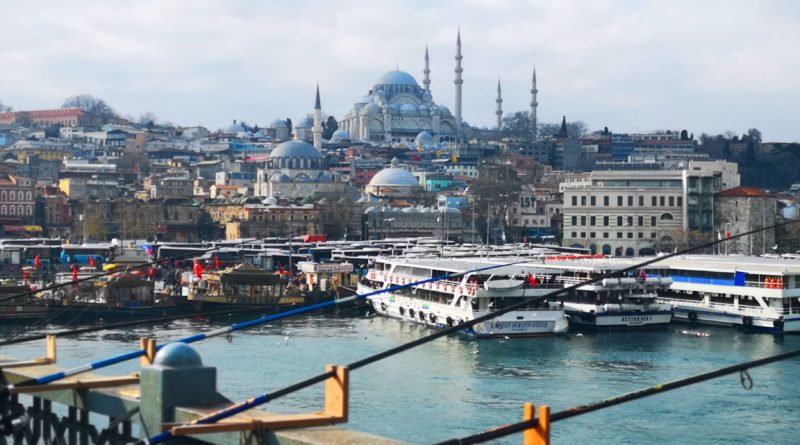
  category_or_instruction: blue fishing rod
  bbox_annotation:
[0,260,533,399]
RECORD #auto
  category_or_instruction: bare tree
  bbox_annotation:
[0,101,11,112]
[62,94,117,123]
[14,111,32,127]
[139,112,158,128]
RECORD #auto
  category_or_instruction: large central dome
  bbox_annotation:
[374,70,419,88]
[269,140,322,159]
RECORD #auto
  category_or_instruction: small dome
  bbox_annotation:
[317,197,330,205]
[368,158,420,188]
[153,343,203,368]
[330,129,350,143]
[438,105,451,115]
[365,206,379,213]
[418,104,429,114]
[269,140,322,159]
[416,131,434,144]
[400,103,417,116]
[263,196,278,206]
[361,103,381,115]
[294,174,313,182]
[268,119,287,128]
[337,197,354,205]
[387,103,399,113]
[275,174,292,182]
[422,91,433,102]
[295,115,313,128]
[225,120,246,134]
[374,70,420,88]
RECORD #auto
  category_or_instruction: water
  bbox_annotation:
[1,307,799,445]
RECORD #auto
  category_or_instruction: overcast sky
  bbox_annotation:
[1,0,798,141]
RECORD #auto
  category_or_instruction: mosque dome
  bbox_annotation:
[422,91,433,102]
[374,70,420,88]
[418,104,429,115]
[438,105,451,116]
[225,120,246,134]
[330,129,350,143]
[415,131,434,144]
[387,103,399,113]
[367,158,420,188]
[269,140,322,159]
[295,115,313,128]
[268,119,287,129]
[400,103,417,116]
[263,196,278,206]
[361,103,381,115]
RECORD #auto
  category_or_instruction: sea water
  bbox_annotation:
[1,307,798,445]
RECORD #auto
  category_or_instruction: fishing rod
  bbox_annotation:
[431,345,800,444]
[0,259,536,400]
[0,235,306,305]
[133,219,800,445]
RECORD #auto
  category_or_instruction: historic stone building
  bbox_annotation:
[254,140,349,199]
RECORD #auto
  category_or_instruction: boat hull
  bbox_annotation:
[562,303,674,330]
[671,306,799,334]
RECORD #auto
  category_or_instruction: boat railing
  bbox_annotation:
[656,297,781,317]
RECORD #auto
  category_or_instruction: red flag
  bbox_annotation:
[725,230,731,239]
[193,260,203,280]
[89,256,96,267]
[640,269,647,281]
[214,255,221,268]
[34,255,41,269]
[71,264,78,284]
[527,273,537,287]
[278,265,284,274]
[148,267,156,276]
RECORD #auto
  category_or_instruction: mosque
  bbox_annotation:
[338,32,468,145]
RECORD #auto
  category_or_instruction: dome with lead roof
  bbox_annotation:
[269,140,322,160]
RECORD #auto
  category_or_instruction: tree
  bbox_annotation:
[62,94,117,123]
[0,100,11,112]
[322,116,338,140]
[139,112,158,128]
[473,160,523,244]
[286,118,293,136]
[501,111,533,139]
[14,111,32,127]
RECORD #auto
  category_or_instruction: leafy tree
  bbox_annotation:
[62,94,117,123]
[322,116,338,140]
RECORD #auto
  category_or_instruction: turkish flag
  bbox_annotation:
[34,255,41,269]
[193,260,203,280]
[214,255,221,268]
[71,265,78,284]
[527,273,537,287]
[89,256,96,268]
[725,230,731,239]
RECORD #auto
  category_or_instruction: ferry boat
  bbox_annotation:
[183,263,305,311]
[358,257,569,337]
[647,255,800,333]
[529,259,675,330]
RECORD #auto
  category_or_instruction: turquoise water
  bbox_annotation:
[2,307,799,444]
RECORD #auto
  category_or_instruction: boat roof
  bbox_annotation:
[641,254,800,276]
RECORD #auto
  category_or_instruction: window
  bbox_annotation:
[627,232,633,239]
[572,232,577,238]
[590,232,596,238]
[603,232,609,238]
[617,196,623,206]
[603,196,609,206]
[26,191,31,201]
[0,206,5,215]
[580,232,586,238]
[26,206,32,215]
[571,216,577,226]
[638,216,644,226]
[603,216,609,226]
[9,206,15,215]
[638,232,644,239]
[9,191,15,201]
[617,232,623,238]
[627,216,633,226]
[669,196,675,206]
[660,196,665,206]
[651,232,657,239]
[617,216,622,226]
[590,216,596,226]
[651,216,656,226]
[571,196,577,206]
[651,196,657,206]
[590,196,596,206]
[638,196,644,206]
[581,196,587,206]
[628,196,633,206]
[677,197,683,207]
[581,216,586,226]
[660,213,674,221]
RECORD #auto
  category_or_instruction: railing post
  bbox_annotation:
[523,403,550,445]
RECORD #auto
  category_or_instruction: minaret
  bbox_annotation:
[454,30,463,130]
[495,78,503,130]
[530,67,538,139]
[423,45,431,93]
[312,83,323,149]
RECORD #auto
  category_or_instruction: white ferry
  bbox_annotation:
[647,255,800,333]
[479,257,674,330]
[358,257,569,337]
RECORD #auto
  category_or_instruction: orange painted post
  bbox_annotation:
[140,338,157,366]
[523,403,550,445]
[46,335,57,363]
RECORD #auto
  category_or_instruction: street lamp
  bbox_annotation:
[79,213,85,243]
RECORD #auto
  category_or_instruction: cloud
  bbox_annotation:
[0,0,798,140]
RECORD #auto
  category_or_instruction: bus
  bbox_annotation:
[60,244,116,265]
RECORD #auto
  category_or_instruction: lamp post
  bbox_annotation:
[79,213,85,243]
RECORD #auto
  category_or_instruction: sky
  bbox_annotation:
[1,0,799,141]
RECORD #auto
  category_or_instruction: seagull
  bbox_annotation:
[772,244,779,250]
[284,335,290,341]
[576,333,584,337]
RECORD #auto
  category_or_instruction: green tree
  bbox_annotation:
[322,116,338,140]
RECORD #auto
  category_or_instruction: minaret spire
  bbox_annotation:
[495,77,503,130]
[530,67,538,139]
[454,29,464,133]
[312,83,323,149]
[423,45,431,93]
